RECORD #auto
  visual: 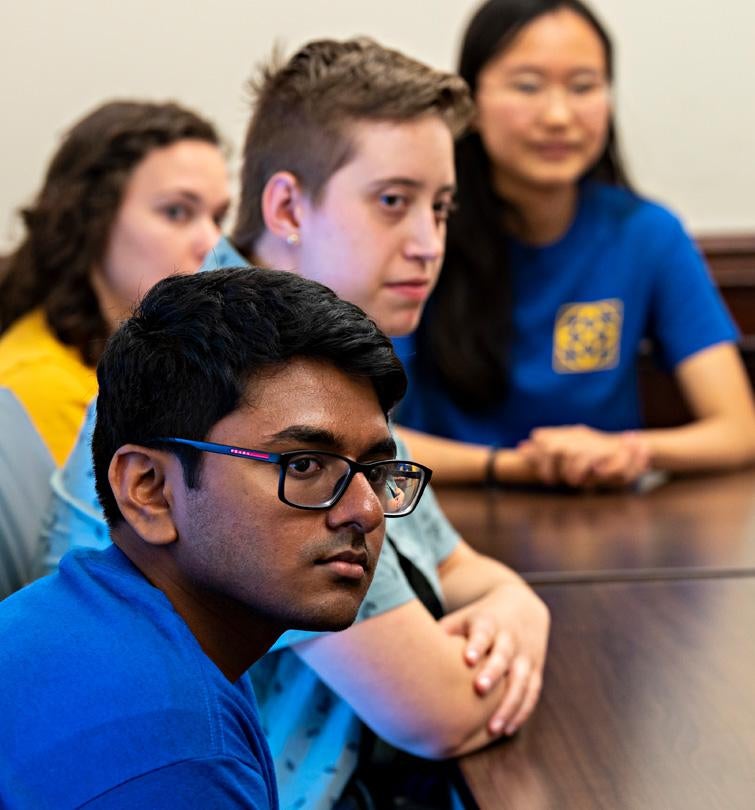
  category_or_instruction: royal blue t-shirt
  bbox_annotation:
[395,183,737,446]
[0,545,278,809]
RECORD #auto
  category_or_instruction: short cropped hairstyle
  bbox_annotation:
[92,267,407,526]
[233,37,474,253]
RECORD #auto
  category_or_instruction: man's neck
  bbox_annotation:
[112,525,283,681]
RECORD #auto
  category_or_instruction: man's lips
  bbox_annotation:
[317,548,370,580]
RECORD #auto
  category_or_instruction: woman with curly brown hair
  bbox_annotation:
[0,100,230,464]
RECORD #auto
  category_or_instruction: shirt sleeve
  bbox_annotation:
[647,212,738,369]
[78,756,276,809]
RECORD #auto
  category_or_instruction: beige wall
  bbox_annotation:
[2,0,753,251]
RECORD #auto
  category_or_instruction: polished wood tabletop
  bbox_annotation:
[437,469,755,583]
[460,577,755,810]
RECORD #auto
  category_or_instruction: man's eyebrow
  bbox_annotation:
[267,426,397,459]
[364,436,398,460]
[367,178,456,195]
[268,426,341,448]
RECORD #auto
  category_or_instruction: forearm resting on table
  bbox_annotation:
[295,598,523,759]
[646,342,755,472]
[395,425,536,485]
[643,418,755,472]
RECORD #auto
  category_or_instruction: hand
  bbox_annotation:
[518,425,651,488]
[386,482,406,512]
[439,582,550,736]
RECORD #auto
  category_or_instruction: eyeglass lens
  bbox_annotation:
[283,453,423,514]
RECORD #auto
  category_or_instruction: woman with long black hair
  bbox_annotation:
[396,0,755,487]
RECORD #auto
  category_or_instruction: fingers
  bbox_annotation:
[522,426,651,490]
[487,655,533,736]
[462,615,497,668]
[592,433,651,487]
[473,630,514,695]
[560,451,595,488]
[519,440,560,486]
[506,668,543,734]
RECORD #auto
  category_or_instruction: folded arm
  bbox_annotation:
[294,540,549,758]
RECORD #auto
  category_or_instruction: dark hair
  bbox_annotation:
[233,37,474,254]
[0,100,221,365]
[416,0,631,409]
[92,266,407,526]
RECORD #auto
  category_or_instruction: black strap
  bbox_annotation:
[336,536,478,810]
[386,535,444,621]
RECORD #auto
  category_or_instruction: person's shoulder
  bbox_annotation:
[78,754,276,809]
[0,308,95,393]
[0,309,64,360]
[0,550,270,806]
[584,182,686,236]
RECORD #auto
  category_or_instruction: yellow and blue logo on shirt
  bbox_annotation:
[553,299,623,373]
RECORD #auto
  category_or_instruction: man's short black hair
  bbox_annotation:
[92,267,407,526]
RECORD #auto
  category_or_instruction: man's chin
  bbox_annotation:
[292,589,367,632]
[295,611,359,633]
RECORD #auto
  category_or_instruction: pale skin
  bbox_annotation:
[249,115,550,747]
[91,139,230,331]
[396,9,755,488]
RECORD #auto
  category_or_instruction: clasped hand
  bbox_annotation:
[517,424,651,488]
[439,583,549,737]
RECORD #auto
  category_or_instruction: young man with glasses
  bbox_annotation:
[0,268,422,808]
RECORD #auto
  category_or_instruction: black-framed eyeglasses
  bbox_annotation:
[157,437,432,517]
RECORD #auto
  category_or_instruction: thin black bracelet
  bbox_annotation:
[485,445,500,487]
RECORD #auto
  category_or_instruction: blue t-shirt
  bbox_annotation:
[0,544,278,809]
[395,183,737,447]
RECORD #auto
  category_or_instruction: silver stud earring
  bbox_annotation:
[286,233,300,246]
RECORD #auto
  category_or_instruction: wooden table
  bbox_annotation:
[439,471,755,808]
[460,578,755,810]
[438,470,755,583]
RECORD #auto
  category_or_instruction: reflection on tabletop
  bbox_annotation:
[437,469,755,581]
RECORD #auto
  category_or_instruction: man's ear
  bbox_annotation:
[108,445,180,546]
[260,170,306,243]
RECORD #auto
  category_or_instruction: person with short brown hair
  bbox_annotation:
[233,37,472,255]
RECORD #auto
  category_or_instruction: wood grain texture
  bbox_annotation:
[460,578,755,810]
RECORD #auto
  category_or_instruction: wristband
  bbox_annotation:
[485,445,500,487]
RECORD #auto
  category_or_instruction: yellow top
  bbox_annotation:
[0,309,98,465]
